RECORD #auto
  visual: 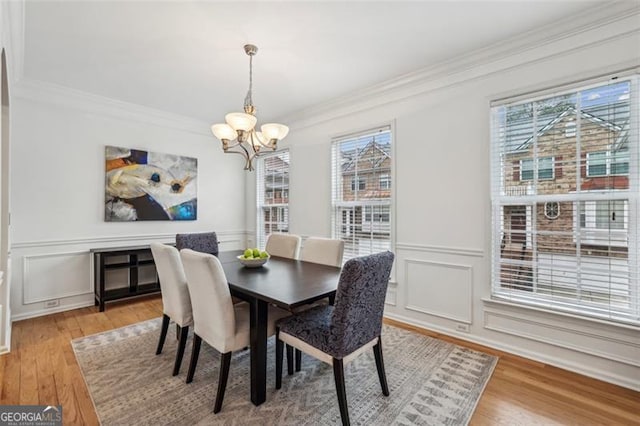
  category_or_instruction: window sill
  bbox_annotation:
[482,296,639,331]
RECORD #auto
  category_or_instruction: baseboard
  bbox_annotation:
[11,300,95,322]
[383,311,640,392]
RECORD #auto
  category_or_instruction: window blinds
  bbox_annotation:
[490,75,639,325]
[256,150,290,249]
[331,126,392,262]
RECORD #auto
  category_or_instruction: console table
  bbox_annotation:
[92,245,162,312]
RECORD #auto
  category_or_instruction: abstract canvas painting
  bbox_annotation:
[105,146,197,221]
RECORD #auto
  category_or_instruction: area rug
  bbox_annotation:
[72,318,497,425]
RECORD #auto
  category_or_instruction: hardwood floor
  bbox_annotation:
[1,297,638,425]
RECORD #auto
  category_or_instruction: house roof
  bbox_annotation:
[508,105,627,153]
[341,139,391,173]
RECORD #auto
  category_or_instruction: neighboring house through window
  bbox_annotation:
[520,157,554,180]
[257,150,290,249]
[491,74,638,325]
[332,126,392,261]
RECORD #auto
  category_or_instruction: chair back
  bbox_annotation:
[176,232,219,256]
[149,243,193,327]
[331,251,394,356]
[265,233,301,259]
[300,237,345,267]
[180,249,236,353]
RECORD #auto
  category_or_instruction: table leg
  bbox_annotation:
[249,298,268,405]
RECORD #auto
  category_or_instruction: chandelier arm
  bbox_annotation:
[222,140,239,150]
[211,44,285,172]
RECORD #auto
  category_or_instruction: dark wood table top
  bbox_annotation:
[220,250,341,310]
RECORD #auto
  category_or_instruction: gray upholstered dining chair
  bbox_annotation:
[275,251,394,426]
[300,237,345,268]
[149,243,193,376]
[176,231,219,256]
[180,249,290,413]
[265,233,301,259]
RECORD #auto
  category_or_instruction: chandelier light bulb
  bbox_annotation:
[211,123,238,141]
[225,113,257,132]
[261,123,290,141]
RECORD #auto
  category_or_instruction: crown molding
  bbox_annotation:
[282,1,640,130]
[13,78,212,136]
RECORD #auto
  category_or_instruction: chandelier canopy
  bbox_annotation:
[211,44,289,171]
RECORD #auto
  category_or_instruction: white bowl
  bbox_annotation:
[237,255,269,268]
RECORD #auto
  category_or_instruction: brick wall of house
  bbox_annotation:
[502,113,627,258]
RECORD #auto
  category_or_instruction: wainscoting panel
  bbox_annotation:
[484,305,640,367]
[404,259,473,324]
[23,251,92,304]
[11,230,250,321]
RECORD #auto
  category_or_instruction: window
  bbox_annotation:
[257,150,289,249]
[544,202,560,219]
[491,75,639,325]
[565,121,576,137]
[587,150,629,177]
[379,174,391,190]
[520,157,554,180]
[332,126,392,262]
[351,177,366,191]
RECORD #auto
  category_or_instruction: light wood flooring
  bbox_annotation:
[1,296,638,425]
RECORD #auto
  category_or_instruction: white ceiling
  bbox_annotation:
[23,1,605,124]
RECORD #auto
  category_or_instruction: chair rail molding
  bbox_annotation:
[11,230,247,249]
[396,242,484,258]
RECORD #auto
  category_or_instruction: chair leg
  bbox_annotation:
[172,325,189,376]
[295,349,302,372]
[186,334,202,384]
[156,314,170,355]
[275,329,283,389]
[333,358,350,426]
[213,352,232,414]
[373,339,390,396]
[286,344,294,375]
[176,324,180,340]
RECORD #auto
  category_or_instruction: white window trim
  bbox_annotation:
[490,73,639,326]
[256,150,290,249]
[331,123,396,265]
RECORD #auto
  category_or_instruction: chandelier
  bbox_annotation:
[211,44,289,171]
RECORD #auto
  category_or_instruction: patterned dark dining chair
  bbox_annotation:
[176,232,219,256]
[275,251,395,426]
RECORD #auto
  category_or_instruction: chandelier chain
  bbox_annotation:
[244,54,253,110]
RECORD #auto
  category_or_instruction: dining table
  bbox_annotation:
[216,250,342,406]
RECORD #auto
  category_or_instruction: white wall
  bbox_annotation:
[9,85,247,321]
[247,11,640,390]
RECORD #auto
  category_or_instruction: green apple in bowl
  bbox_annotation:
[243,248,253,259]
